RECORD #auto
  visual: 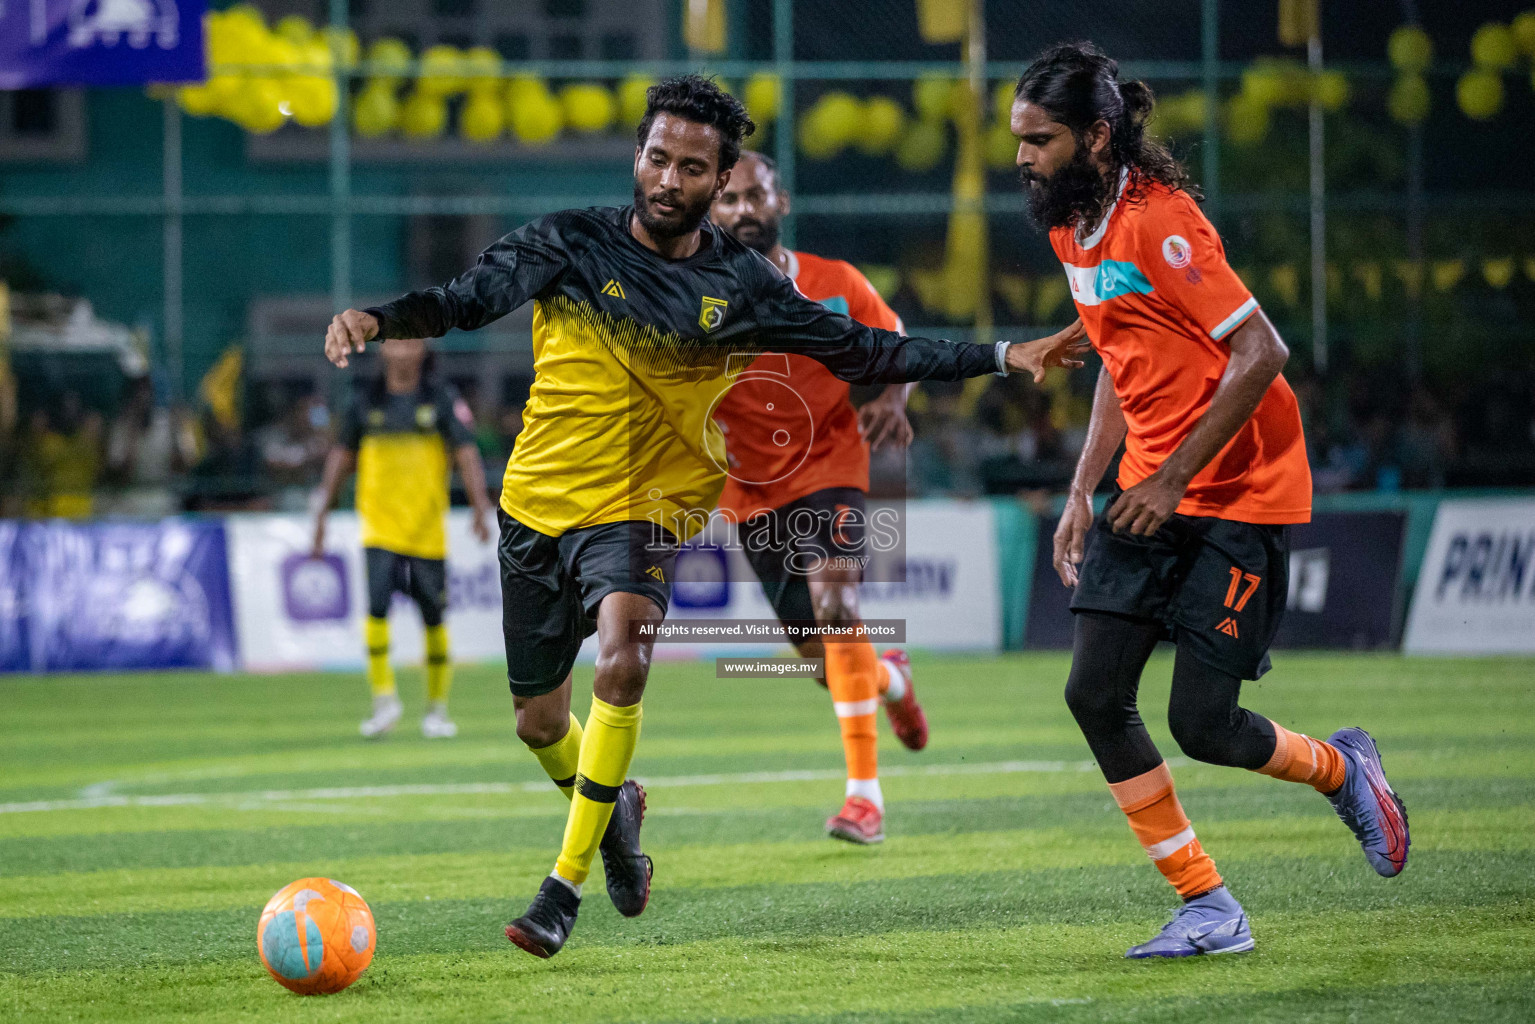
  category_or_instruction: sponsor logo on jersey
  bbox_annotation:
[415,404,437,429]
[1162,234,1193,269]
[1215,616,1240,638]
[601,278,626,299]
[645,564,666,582]
[699,295,729,333]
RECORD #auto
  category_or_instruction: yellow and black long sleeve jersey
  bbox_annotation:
[339,377,475,559]
[364,205,995,540]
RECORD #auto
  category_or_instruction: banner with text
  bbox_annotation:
[0,518,236,673]
[0,0,205,88]
[226,500,1000,672]
[227,512,504,672]
[1404,498,1535,655]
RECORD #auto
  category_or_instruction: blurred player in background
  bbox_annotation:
[312,337,494,740]
[712,151,928,846]
[324,76,1083,959]
[1013,43,1410,959]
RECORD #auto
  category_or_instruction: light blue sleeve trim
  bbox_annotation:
[1210,297,1260,340]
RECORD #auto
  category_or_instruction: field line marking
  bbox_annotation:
[0,757,1150,816]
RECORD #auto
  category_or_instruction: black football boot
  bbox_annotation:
[504,876,581,958]
[599,780,654,917]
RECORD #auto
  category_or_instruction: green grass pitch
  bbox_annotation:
[1,652,1532,1022]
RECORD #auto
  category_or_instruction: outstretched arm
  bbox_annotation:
[750,272,1086,385]
[324,215,572,368]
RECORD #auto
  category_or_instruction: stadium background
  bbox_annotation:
[1,4,1534,1022]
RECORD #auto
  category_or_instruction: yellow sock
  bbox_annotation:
[364,616,395,697]
[424,623,452,703]
[529,713,584,799]
[554,697,642,885]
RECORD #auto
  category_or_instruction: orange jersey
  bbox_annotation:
[1051,173,1311,524]
[714,250,904,519]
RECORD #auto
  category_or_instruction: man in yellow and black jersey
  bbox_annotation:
[312,336,495,741]
[323,76,1086,959]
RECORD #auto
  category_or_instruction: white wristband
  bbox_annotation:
[994,340,1011,376]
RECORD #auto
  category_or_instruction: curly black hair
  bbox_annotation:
[637,74,756,172]
[1015,41,1200,203]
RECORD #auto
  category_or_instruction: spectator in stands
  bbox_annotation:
[1394,386,1458,489]
[257,385,332,488]
[104,376,192,517]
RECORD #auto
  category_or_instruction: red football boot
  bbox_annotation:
[826,795,885,844]
[879,649,928,751]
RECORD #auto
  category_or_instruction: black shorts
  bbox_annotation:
[498,509,679,697]
[1070,495,1291,680]
[738,487,867,628]
[364,547,448,626]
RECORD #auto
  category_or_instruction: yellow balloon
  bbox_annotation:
[506,75,551,107]
[618,75,654,127]
[797,109,839,160]
[856,96,906,156]
[366,38,412,83]
[461,90,504,143]
[894,118,946,172]
[510,92,563,145]
[318,27,359,70]
[1224,93,1270,146]
[1313,70,1349,111]
[294,39,332,76]
[287,76,337,127]
[744,73,781,123]
[176,83,219,118]
[207,74,244,117]
[912,74,953,121]
[1387,26,1433,73]
[561,83,615,133]
[352,81,399,137]
[1387,75,1431,125]
[1514,11,1535,55]
[401,89,448,138]
[1471,23,1517,70]
[463,47,502,90]
[984,122,1017,171]
[418,45,467,97]
[1456,70,1504,120]
[235,78,286,134]
[274,14,312,45]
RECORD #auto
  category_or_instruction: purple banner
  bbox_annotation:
[0,0,205,89]
[4,518,237,673]
[0,523,27,672]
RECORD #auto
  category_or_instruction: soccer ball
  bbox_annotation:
[257,877,376,994]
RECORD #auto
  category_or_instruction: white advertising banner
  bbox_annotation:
[665,499,1001,654]
[227,512,504,671]
[1404,498,1535,655]
[227,499,1000,672]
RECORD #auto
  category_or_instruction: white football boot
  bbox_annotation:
[421,702,459,739]
[359,693,403,739]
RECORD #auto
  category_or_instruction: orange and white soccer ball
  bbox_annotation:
[257,878,376,995]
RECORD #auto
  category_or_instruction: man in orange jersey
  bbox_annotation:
[712,151,926,845]
[1012,43,1410,958]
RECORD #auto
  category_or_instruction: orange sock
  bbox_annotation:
[1256,722,1347,793]
[826,632,881,791]
[1107,762,1223,898]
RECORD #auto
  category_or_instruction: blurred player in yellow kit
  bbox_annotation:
[712,152,929,844]
[311,337,495,739]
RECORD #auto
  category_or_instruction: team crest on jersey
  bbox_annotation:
[415,404,437,429]
[1162,235,1193,269]
[367,409,385,427]
[698,295,729,333]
